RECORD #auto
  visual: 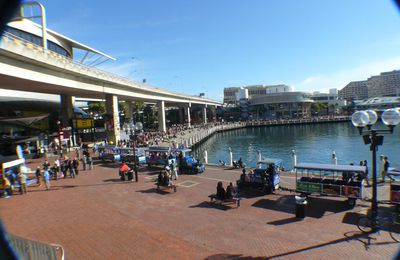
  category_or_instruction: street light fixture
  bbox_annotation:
[56,120,62,157]
[129,122,143,182]
[351,108,400,231]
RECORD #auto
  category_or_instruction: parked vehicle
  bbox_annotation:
[146,147,191,168]
[179,155,205,174]
[294,163,366,207]
[236,158,282,194]
[97,145,147,164]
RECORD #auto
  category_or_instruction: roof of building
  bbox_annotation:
[7,18,115,61]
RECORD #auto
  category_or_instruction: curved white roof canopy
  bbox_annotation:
[7,18,115,65]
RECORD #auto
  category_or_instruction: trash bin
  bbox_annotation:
[295,195,307,218]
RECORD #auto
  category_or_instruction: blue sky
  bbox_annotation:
[13,0,400,100]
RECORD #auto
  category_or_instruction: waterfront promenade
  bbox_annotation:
[0,156,398,259]
[156,116,350,149]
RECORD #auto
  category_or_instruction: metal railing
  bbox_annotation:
[8,233,64,260]
[0,31,219,103]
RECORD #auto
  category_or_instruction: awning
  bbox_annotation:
[0,114,49,127]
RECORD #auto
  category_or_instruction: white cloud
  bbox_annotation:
[296,56,400,93]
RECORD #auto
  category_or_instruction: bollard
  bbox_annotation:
[331,151,337,165]
[204,150,208,164]
[292,149,297,172]
[228,147,233,166]
[257,150,262,169]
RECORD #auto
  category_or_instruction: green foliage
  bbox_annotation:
[87,101,105,116]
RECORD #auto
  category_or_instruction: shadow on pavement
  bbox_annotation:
[189,201,231,211]
[265,231,392,259]
[136,188,170,195]
[204,254,265,260]
[103,178,123,183]
[237,189,268,199]
[267,217,302,226]
[253,196,353,219]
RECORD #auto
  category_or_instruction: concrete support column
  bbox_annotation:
[125,101,134,124]
[212,105,217,122]
[178,107,184,124]
[203,104,207,124]
[157,100,166,132]
[184,103,191,127]
[60,94,73,127]
[60,94,76,146]
[105,94,121,143]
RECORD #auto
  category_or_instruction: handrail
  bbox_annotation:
[0,32,220,104]
[8,233,65,260]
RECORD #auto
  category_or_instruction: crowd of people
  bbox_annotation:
[1,148,94,198]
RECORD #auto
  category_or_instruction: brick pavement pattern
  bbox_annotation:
[0,158,399,259]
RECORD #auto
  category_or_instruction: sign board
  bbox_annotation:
[73,119,94,129]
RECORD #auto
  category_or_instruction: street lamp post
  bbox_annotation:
[129,122,143,182]
[351,109,400,230]
[56,120,62,157]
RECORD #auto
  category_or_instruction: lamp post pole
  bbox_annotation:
[129,122,142,182]
[57,120,62,157]
[133,130,138,182]
[352,109,400,231]
[370,130,378,225]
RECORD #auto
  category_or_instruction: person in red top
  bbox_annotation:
[119,163,131,181]
[120,163,130,172]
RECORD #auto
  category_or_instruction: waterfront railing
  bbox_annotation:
[177,117,350,148]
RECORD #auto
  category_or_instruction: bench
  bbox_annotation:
[208,194,241,207]
[155,182,177,192]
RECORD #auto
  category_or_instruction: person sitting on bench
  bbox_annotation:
[163,171,171,186]
[216,181,226,200]
[119,163,130,180]
[226,182,237,199]
[158,171,165,185]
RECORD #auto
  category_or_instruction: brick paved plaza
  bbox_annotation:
[0,158,399,259]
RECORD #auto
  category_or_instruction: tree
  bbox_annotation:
[87,101,105,116]
[311,102,328,115]
[143,105,157,129]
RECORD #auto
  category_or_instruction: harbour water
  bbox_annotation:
[192,122,400,171]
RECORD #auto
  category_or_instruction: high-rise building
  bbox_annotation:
[367,70,400,98]
[338,81,368,100]
[339,70,400,101]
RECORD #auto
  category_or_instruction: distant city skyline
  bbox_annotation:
[2,0,400,101]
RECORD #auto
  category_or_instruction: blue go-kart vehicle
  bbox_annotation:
[179,156,205,174]
[237,158,282,194]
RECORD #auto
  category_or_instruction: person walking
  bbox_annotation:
[72,157,79,175]
[54,158,60,180]
[43,169,51,190]
[363,160,370,186]
[68,158,75,178]
[171,159,178,180]
[87,154,93,170]
[17,171,27,195]
[82,155,87,171]
[42,160,50,171]
[35,166,42,187]
[382,156,390,182]
[61,158,68,178]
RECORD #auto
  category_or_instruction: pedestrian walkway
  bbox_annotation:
[0,161,398,259]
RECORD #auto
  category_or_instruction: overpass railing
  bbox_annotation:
[0,31,217,103]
